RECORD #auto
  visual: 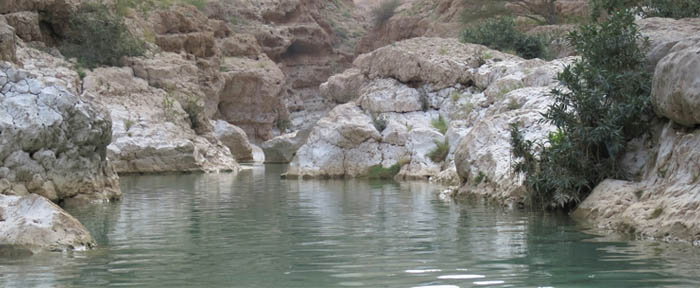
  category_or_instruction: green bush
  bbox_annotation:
[460,17,550,60]
[60,2,145,68]
[510,10,652,210]
[426,139,449,163]
[367,163,402,179]
[373,117,388,132]
[372,0,401,26]
[431,116,448,134]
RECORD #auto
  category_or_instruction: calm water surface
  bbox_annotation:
[1,164,699,287]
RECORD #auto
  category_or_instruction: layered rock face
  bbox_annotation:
[572,37,700,244]
[124,5,289,142]
[202,0,369,132]
[83,67,239,174]
[0,62,120,204]
[285,37,573,183]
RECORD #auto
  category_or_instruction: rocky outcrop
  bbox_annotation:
[83,67,239,174]
[201,0,369,131]
[286,37,573,181]
[0,194,95,252]
[217,54,287,141]
[572,122,700,244]
[573,30,700,244]
[0,62,120,204]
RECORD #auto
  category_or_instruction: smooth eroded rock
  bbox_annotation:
[652,43,700,127]
[0,194,95,252]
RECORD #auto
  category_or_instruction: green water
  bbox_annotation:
[1,165,699,287]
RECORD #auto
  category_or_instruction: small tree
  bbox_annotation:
[510,10,652,210]
[60,2,145,68]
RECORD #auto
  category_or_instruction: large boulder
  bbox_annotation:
[0,194,95,252]
[218,55,287,141]
[261,128,311,163]
[212,120,260,162]
[285,103,392,178]
[651,42,700,127]
[320,68,365,104]
[0,62,120,204]
[83,67,239,174]
[638,17,700,68]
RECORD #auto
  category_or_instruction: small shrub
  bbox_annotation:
[431,116,448,135]
[648,206,663,220]
[123,119,135,131]
[276,118,292,132]
[426,139,449,163]
[373,116,387,132]
[60,2,145,68]
[460,17,550,60]
[450,91,461,102]
[473,171,487,185]
[461,102,474,118]
[367,163,402,179]
[506,98,522,110]
[74,64,87,80]
[372,0,401,26]
[162,92,176,121]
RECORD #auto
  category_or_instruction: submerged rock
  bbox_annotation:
[0,194,95,252]
[262,128,312,164]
